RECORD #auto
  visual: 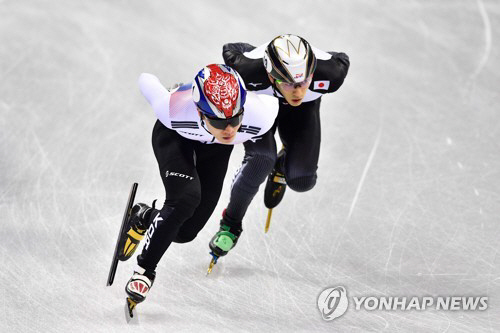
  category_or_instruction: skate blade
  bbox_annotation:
[107,183,138,287]
[265,209,273,233]
[125,297,139,324]
[206,254,218,276]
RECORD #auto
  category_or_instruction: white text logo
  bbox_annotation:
[318,286,489,321]
[144,213,163,250]
[353,296,488,311]
[165,170,194,180]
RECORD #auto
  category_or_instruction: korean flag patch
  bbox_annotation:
[313,80,330,90]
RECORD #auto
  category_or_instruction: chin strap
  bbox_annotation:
[270,80,279,98]
[270,81,285,100]
[198,115,216,142]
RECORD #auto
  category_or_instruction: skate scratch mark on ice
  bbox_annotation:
[372,314,389,329]
[0,128,45,201]
[383,207,405,276]
[0,46,34,82]
[416,237,432,275]
[347,125,382,220]
[257,237,279,322]
[485,249,498,331]
[429,226,460,275]
[454,246,495,295]
[78,24,113,113]
[263,232,307,319]
[470,0,491,80]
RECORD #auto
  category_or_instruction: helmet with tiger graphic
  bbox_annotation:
[192,64,247,119]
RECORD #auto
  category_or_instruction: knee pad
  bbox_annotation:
[287,175,317,192]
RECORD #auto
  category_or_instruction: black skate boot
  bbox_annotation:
[117,202,155,261]
[125,266,156,319]
[263,149,286,233]
[207,211,243,275]
[264,149,287,209]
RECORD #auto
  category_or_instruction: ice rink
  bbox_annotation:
[1,0,499,332]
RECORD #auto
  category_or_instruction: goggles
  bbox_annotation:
[275,75,313,91]
[203,109,244,130]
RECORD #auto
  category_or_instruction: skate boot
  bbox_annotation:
[264,149,287,209]
[117,202,155,261]
[207,211,242,275]
[263,149,286,232]
[125,266,156,319]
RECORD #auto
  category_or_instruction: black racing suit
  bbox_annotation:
[137,121,233,271]
[221,42,350,222]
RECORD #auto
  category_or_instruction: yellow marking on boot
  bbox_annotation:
[272,185,283,197]
[127,229,144,241]
[124,243,136,256]
[123,238,135,256]
[273,175,286,184]
[265,209,273,233]
[123,238,131,254]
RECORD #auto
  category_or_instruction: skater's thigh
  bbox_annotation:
[175,143,233,241]
[243,127,278,159]
[151,121,199,200]
[278,99,321,174]
[195,143,233,190]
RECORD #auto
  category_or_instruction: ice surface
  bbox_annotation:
[1,0,499,332]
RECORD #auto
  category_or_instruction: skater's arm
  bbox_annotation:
[309,47,350,94]
[138,73,170,106]
[222,42,256,67]
[325,51,350,93]
[222,42,270,91]
[138,73,171,125]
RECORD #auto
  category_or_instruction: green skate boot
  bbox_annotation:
[207,211,242,275]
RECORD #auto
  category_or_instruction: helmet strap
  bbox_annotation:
[197,111,212,136]
[267,75,281,98]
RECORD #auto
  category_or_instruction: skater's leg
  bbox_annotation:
[224,129,277,221]
[206,132,277,259]
[136,121,202,272]
[174,143,233,243]
[277,98,321,192]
